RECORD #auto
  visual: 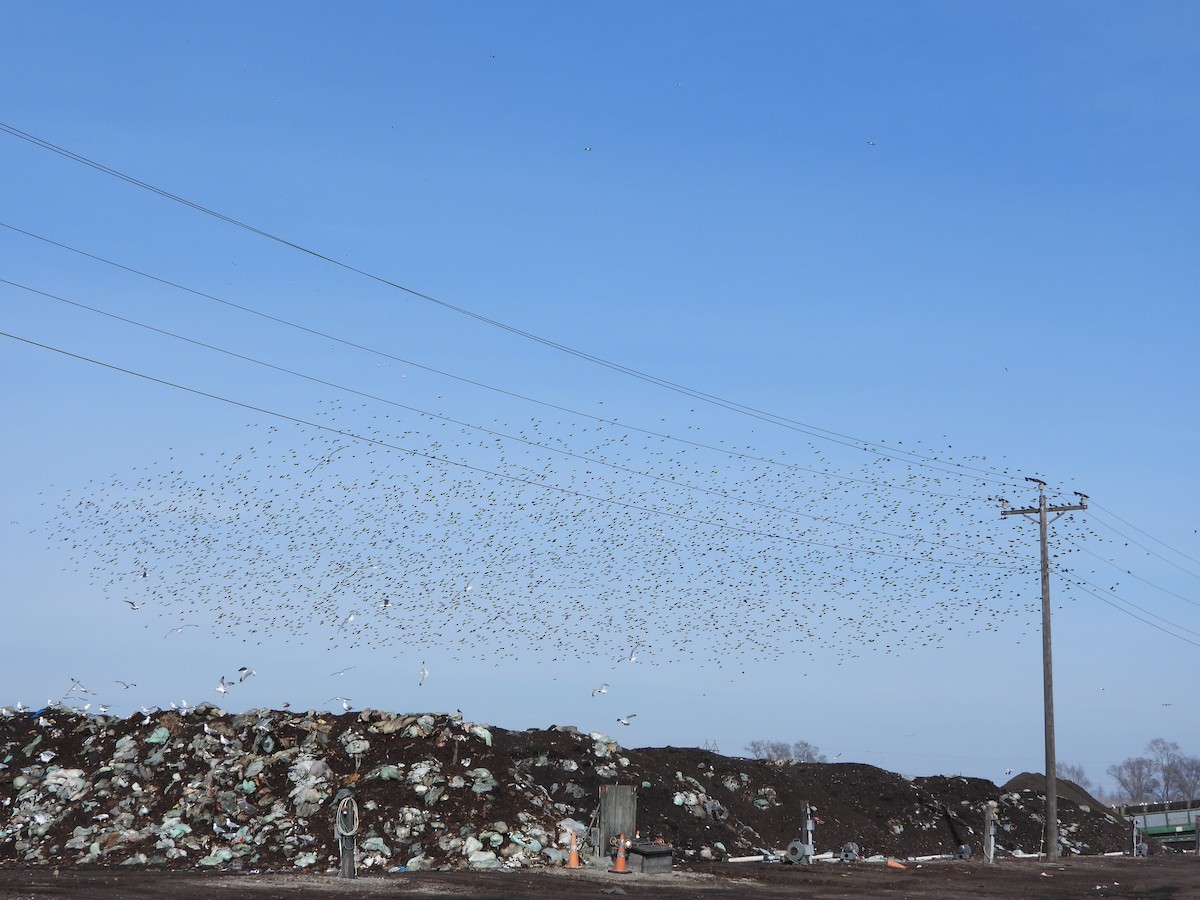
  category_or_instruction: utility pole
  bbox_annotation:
[1000,478,1087,861]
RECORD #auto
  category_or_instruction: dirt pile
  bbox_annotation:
[1,704,1133,871]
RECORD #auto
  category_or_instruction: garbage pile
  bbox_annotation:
[1,704,1132,871]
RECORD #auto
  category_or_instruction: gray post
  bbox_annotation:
[983,801,996,864]
[802,802,815,864]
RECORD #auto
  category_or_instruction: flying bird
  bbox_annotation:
[237,666,256,682]
[329,666,356,677]
[164,624,198,638]
[419,661,429,687]
[592,683,609,697]
[616,714,636,726]
[216,676,233,695]
[50,391,1089,692]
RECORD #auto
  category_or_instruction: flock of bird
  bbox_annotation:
[45,394,1108,696]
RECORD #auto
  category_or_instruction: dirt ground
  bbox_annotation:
[0,856,1197,900]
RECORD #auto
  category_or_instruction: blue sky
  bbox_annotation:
[2,2,1197,793]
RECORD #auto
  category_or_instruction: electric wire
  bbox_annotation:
[1061,535,1200,610]
[2,275,1020,563]
[1084,504,1200,581]
[1054,568,1200,647]
[0,329,1026,572]
[0,221,987,503]
[0,121,1025,487]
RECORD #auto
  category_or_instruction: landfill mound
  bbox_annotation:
[1001,772,1111,813]
[1,704,1132,871]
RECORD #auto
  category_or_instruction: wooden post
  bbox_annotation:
[599,785,637,859]
[1001,482,1086,861]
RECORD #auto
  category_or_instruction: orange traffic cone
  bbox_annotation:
[566,832,581,869]
[610,833,630,874]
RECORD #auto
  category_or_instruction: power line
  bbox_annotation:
[1061,536,1200,611]
[1084,504,1200,581]
[1056,569,1200,648]
[1090,501,1200,569]
[0,122,1024,487]
[0,221,987,503]
[2,275,1022,565]
[1,328,1024,572]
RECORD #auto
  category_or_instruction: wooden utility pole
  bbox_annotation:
[1001,478,1087,861]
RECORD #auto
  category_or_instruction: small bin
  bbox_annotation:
[627,843,674,874]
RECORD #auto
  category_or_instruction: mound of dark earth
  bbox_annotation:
[1,704,1133,872]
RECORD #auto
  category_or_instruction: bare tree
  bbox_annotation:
[745,739,826,762]
[745,739,792,760]
[791,740,827,763]
[1056,761,1093,791]
[1170,755,1200,804]
[1107,756,1160,805]
[1146,739,1183,802]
